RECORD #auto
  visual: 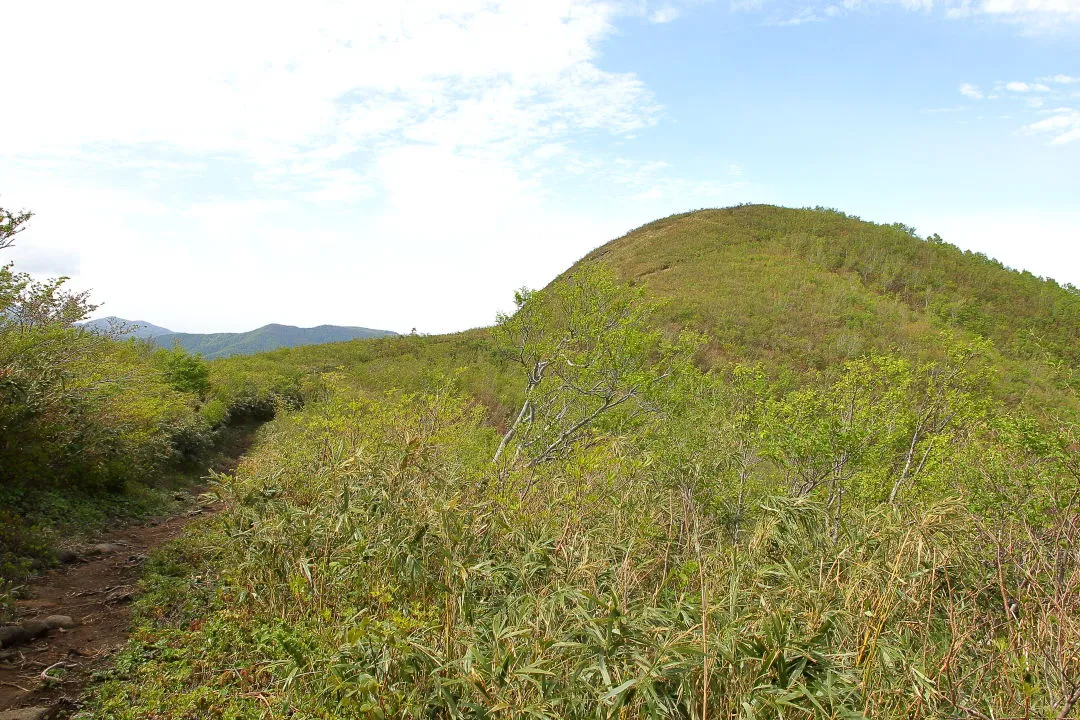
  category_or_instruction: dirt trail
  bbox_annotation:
[0,505,217,717]
[0,424,258,719]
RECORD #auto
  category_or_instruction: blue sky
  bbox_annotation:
[2,0,1077,334]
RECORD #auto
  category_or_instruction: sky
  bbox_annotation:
[1,0,1077,334]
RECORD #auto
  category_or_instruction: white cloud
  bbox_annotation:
[1004,81,1051,92]
[747,0,1080,27]
[1,1,658,173]
[960,0,1080,28]
[1026,108,1080,143]
[770,7,825,24]
[978,0,1080,19]
[1040,74,1080,84]
[650,5,685,22]
[960,83,984,99]
[0,0,746,334]
[960,76,1080,144]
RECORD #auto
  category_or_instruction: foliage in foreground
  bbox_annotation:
[85,270,1079,719]
[86,385,1079,718]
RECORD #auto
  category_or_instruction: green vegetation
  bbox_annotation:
[85,339,1078,717]
[492,266,699,466]
[582,206,1079,409]
[78,206,1080,719]
[0,206,306,588]
[6,204,1078,716]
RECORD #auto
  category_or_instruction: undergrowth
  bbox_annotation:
[80,381,1078,718]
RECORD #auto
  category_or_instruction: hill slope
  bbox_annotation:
[154,323,397,359]
[213,205,1078,418]
[575,204,1078,410]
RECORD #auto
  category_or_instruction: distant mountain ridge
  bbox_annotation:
[82,317,397,359]
[82,316,173,338]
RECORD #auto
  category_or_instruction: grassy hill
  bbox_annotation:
[85,206,1080,719]
[576,205,1078,407]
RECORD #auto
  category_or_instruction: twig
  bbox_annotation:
[1057,685,1080,720]
[40,660,73,680]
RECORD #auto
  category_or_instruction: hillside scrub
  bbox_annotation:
[85,264,1079,719]
[581,206,1080,413]
[0,206,308,586]
[493,267,701,466]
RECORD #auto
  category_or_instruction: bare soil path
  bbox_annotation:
[0,506,215,718]
[0,423,258,720]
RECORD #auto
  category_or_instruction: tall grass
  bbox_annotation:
[87,381,1079,719]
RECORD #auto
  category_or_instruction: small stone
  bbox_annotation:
[91,542,120,554]
[43,615,76,630]
[19,620,49,638]
[0,707,58,720]
[0,625,30,648]
[105,587,134,604]
[56,550,79,564]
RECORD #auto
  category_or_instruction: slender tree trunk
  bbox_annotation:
[889,419,925,505]
[493,398,530,464]
[733,444,752,542]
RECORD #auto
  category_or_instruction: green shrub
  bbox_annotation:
[0,205,224,579]
[159,345,211,397]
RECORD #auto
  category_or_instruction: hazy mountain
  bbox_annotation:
[82,317,397,359]
[153,323,397,359]
[81,316,173,338]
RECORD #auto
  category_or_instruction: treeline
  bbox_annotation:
[88,267,1079,718]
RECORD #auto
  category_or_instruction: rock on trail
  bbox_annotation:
[0,707,59,720]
